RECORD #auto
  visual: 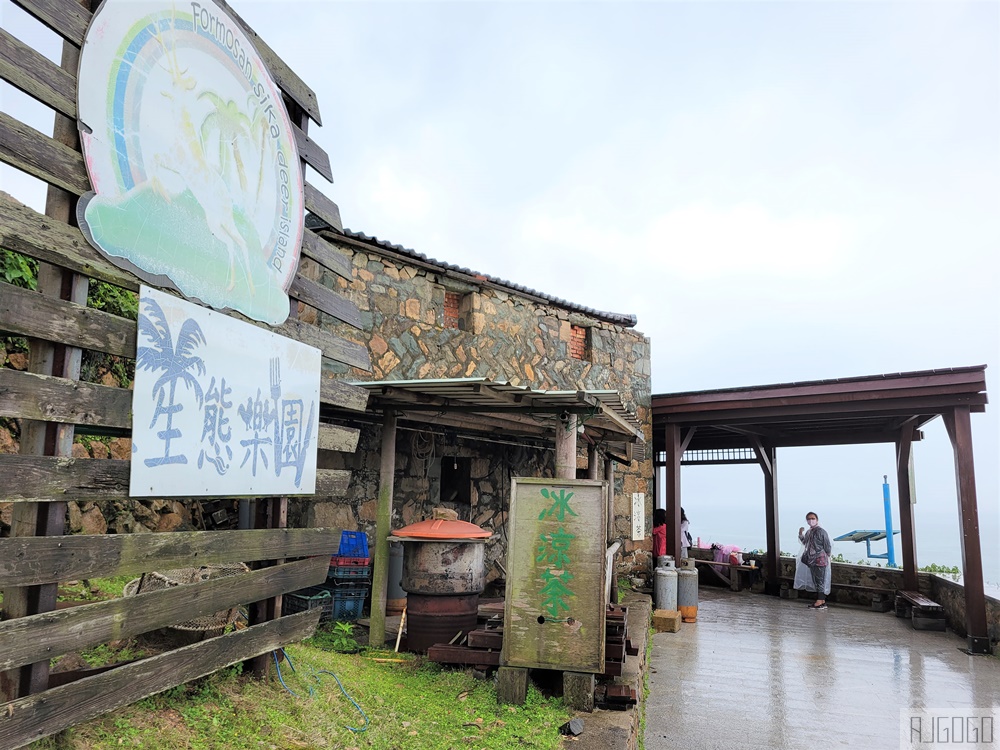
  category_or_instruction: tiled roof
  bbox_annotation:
[306,214,638,328]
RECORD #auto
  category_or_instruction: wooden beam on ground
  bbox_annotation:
[0,556,328,672]
[0,609,321,750]
[0,527,342,586]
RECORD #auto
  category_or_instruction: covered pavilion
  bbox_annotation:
[651,365,990,653]
[330,377,647,649]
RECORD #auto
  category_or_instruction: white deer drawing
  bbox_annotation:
[147,17,256,294]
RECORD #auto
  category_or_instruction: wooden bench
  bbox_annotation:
[693,558,760,591]
[895,590,946,631]
[777,577,894,611]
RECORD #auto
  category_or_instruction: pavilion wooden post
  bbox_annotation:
[663,424,682,560]
[751,438,780,595]
[369,411,397,649]
[942,407,990,654]
[895,425,919,591]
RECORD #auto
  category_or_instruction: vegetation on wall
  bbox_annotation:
[1,246,138,386]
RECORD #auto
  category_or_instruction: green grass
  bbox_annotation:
[30,641,571,749]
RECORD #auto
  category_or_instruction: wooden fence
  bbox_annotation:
[0,0,371,746]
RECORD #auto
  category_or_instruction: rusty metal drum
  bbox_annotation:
[400,539,486,595]
[404,593,480,653]
[393,517,491,596]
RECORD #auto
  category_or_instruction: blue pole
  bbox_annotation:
[883,475,895,567]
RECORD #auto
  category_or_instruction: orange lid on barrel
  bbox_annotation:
[393,518,491,540]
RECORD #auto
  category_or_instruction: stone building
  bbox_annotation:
[295,217,654,588]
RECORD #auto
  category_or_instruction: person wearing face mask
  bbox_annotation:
[797,512,832,609]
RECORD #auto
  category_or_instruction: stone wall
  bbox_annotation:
[295,235,654,581]
[926,575,1000,646]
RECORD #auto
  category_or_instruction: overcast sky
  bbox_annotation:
[2,0,997,578]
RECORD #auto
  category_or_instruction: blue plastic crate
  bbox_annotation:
[331,586,367,621]
[338,531,369,558]
[282,586,333,622]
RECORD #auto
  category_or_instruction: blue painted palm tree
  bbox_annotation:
[137,296,206,467]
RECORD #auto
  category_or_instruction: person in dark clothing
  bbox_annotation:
[798,511,833,609]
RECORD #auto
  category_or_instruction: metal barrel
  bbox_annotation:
[404,593,479,653]
[654,559,678,612]
[677,559,699,622]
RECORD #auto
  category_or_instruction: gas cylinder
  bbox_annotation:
[677,558,699,622]
[654,558,678,612]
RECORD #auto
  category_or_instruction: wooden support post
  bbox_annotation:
[555,414,578,480]
[563,671,595,712]
[605,457,618,604]
[587,444,599,479]
[497,666,528,705]
[664,424,682,559]
[244,497,286,678]
[942,407,990,654]
[895,425,919,591]
[369,411,397,649]
[751,438,780,595]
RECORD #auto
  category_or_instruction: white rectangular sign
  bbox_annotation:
[130,286,321,497]
[632,492,645,541]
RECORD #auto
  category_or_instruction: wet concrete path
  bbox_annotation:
[644,587,1000,749]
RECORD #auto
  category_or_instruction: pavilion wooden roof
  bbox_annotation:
[651,365,987,456]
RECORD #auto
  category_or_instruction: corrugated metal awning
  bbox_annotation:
[347,377,646,462]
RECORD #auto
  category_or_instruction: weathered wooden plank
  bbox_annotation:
[301,226,353,281]
[0,455,352,502]
[0,195,141,290]
[304,182,343,233]
[288,274,363,330]
[1,198,366,370]
[315,468,351,497]
[0,556,328,673]
[292,123,333,183]
[209,0,322,125]
[0,608,321,750]
[502,479,607,673]
[0,527,343,586]
[0,455,128,501]
[274,315,371,371]
[11,0,90,48]
[0,283,137,357]
[0,28,77,119]
[0,110,90,195]
[318,423,360,453]
[12,0,323,131]
[320,374,370,413]
[0,368,131,428]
